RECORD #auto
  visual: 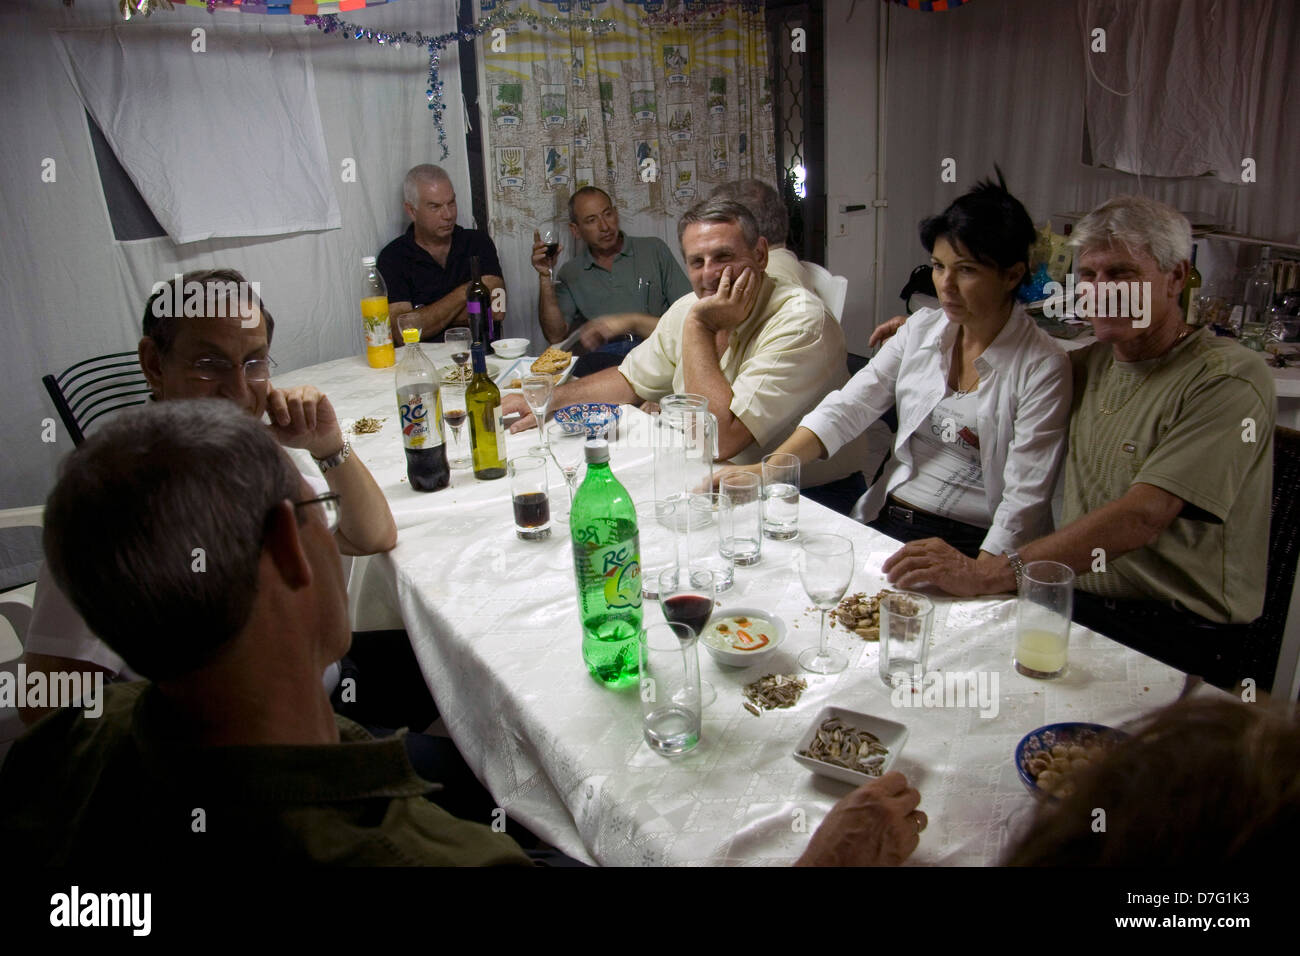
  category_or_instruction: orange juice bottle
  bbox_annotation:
[360,256,395,368]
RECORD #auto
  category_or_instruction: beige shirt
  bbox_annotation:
[764,247,810,290]
[618,274,867,485]
[1063,328,1275,623]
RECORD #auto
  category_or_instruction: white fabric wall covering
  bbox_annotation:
[53,24,341,243]
[878,0,1299,331]
[0,0,467,586]
[1080,0,1271,184]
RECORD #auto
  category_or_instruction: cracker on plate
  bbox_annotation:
[531,347,571,375]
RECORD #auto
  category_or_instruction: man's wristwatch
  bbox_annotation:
[1004,549,1026,592]
[314,439,352,473]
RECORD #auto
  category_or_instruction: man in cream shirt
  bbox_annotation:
[504,199,868,493]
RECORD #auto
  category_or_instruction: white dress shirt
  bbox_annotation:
[799,305,1072,555]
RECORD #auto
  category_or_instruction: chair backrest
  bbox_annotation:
[1258,427,1300,698]
[42,350,152,446]
[799,260,848,323]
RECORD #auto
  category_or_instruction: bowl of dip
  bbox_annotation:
[698,607,786,667]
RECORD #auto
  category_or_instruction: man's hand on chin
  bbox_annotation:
[689,266,760,334]
[268,385,345,459]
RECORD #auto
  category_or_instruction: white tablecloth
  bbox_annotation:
[276,353,1202,866]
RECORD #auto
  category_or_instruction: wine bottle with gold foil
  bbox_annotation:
[466,342,506,480]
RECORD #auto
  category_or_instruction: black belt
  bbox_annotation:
[885,496,984,533]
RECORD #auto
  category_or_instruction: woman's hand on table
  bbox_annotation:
[795,771,925,867]
[501,393,538,433]
[883,538,1005,597]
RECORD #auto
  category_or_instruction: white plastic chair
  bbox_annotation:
[799,260,849,323]
[0,506,43,768]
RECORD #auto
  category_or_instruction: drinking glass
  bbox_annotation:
[685,492,735,592]
[521,374,555,455]
[639,622,701,756]
[445,327,472,368]
[719,472,762,566]
[761,453,800,540]
[796,533,855,675]
[440,379,470,469]
[508,456,551,541]
[657,566,718,708]
[638,499,680,599]
[1013,561,1074,679]
[878,591,934,689]
[547,422,586,522]
[540,224,562,280]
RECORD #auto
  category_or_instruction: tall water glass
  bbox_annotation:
[762,453,800,540]
[638,499,680,599]
[639,622,701,756]
[686,492,735,592]
[878,591,934,688]
[719,472,762,566]
[1014,561,1074,679]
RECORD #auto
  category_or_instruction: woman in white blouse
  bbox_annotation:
[722,176,1071,559]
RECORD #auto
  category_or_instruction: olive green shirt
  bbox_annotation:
[1062,328,1275,622]
[555,232,692,327]
[0,682,533,867]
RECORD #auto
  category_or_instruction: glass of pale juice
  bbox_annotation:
[1014,561,1075,679]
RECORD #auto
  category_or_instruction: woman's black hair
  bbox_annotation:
[919,166,1035,278]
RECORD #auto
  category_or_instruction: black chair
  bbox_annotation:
[42,351,152,446]
[1235,426,1300,695]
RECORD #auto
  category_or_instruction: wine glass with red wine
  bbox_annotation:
[657,565,718,708]
[540,224,561,279]
[445,327,471,370]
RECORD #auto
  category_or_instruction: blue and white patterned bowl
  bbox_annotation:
[1014,722,1127,800]
[553,403,621,439]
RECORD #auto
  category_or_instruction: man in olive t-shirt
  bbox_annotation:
[882,196,1274,686]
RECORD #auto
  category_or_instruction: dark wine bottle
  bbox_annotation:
[466,255,494,345]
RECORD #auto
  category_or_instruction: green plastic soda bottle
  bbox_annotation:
[570,438,642,688]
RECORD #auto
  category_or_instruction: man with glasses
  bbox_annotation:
[19,268,398,719]
[1,400,533,865]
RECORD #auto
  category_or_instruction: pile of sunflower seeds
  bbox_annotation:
[834,590,888,640]
[741,674,807,716]
[800,717,889,776]
[352,416,385,435]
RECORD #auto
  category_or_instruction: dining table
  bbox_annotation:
[275,345,1217,867]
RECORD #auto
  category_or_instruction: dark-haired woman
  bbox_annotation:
[719,178,1070,558]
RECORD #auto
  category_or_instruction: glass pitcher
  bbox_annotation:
[653,394,715,526]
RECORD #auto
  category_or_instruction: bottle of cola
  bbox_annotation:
[396,327,449,492]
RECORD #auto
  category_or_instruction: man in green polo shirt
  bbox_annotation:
[0,401,532,867]
[882,196,1275,688]
[532,186,692,375]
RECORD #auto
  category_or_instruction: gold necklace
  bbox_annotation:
[1097,326,1192,415]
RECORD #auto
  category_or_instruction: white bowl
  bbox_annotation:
[792,705,908,786]
[698,606,786,668]
[492,338,529,359]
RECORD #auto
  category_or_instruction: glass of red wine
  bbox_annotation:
[445,327,471,369]
[540,224,561,279]
[657,565,718,708]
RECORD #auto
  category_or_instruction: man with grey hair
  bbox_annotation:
[708,179,808,290]
[0,400,533,866]
[377,164,505,341]
[506,199,871,490]
[532,185,692,375]
[883,195,1275,688]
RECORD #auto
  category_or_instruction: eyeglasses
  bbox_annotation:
[187,356,278,383]
[293,492,341,534]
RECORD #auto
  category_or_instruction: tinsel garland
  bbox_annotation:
[302,4,616,160]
